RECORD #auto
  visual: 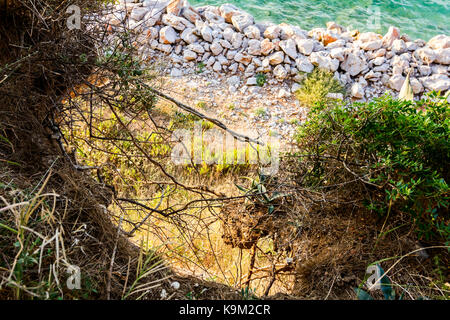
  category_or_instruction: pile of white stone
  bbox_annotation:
[105,0,450,100]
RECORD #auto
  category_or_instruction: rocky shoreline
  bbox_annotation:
[99,0,449,138]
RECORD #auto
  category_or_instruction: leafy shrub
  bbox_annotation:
[254,107,267,118]
[295,68,345,107]
[295,92,449,243]
[197,62,205,73]
[256,73,267,87]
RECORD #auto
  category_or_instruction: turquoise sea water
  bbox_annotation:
[190,0,449,41]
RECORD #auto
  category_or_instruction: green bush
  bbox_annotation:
[295,92,449,243]
[256,73,267,87]
[295,68,345,107]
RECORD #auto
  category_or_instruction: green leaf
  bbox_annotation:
[235,184,248,193]
[377,264,395,300]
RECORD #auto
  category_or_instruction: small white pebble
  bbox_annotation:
[170,281,180,290]
[286,257,294,264]
[160,288,167,299]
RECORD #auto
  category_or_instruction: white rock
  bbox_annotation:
[410,77,424,94]
[244,25,261,39]
[327,92,344,100]
[213,61,222,72]
[420,74,450,91]
[277,88,291,98]
[351,83,364,98]
[219,39,232,49]
[150,39,159,50]
[309,52,339,72]
[142,0,168,7]
[231,32,244,49]
[204,11,225,24]
[261,39,276,56]
[157,43,172,54]
[210,40,223,55]
[279,39,298,60]
[358,76,368,88]
[268,51,285,65]
[392,39,407,53]
[391,55,410,73]
[223,27,235,42]
[217,54,229,65]
[372,56,386,66]
[388,74,406,91]
[182,6,201,23]
[406,41,418,51]
[187,43,205,54]
[234,52,252,65]
[253,57,262,67]
[130,7,149,21]
[341,52,366,76]
[159,26,177,44]
[273,65,288,79]
[416,47,437,64]
[359,39,382,51]
[295,38,314,56]
[364,70,381,79]
[219,3,242,23]
[142,10,164,28]
[432,64,448,75]
[166,0,183,15]
[231,13,255,32]
[226,50,237,60]
[382,26,400,48]
[435,48,450,65]
[162,14,192,31]
[373,63,389,72]
[145,27,159,40]
[418,65,432,76]
[201,25,213,42]
[291,82,301,92]
[170,68,183,77]
[183,49,197,61]
[246,77,257,86]
[330,47,345,61]
[206,56,215,67]
[227,75,241,87]
[247,39,261,56]
[370,48,387,59]
[264,25,281,40]
[170,281,180,290]
[392,66,403,75]
[180,27,198,44]
[229,63,238,73]
[327,39,346,49]
[280,24,307,39]
[295,56,314,73]
[427,35,450,50]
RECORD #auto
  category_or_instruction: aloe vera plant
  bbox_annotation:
[235,174,288,214]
